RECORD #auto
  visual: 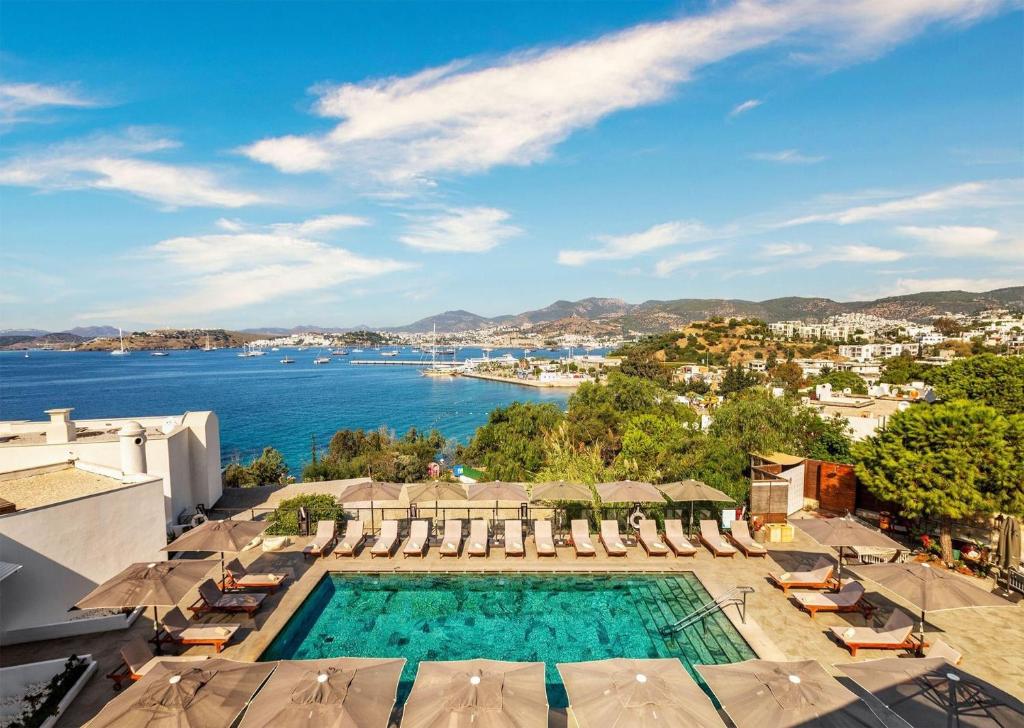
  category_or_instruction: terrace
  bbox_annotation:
[2,497,1020,726]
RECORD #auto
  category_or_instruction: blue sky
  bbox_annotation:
[1,0,1022,330]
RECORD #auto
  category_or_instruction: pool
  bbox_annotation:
[260,572,756,707]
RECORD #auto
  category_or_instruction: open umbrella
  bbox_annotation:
[839,657,1024,728]
[696,659,886,728]
[405,482,469,524]
[75,560,216,654]
[87,658,277,727]
[995,515,1021,596]
[530,481,592,502]
[401,659,548,728]
[338,481,402,534]
[850,562,1015,653]
[597,480,664,503]
[467,481,529,521]
[557,658,725,727]
[163,518,268,585]
[238,657,405,728]
[658,480,733,535]
[794,515,903,586]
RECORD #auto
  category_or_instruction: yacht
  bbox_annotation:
[110,328,130,356]
[150,351,168,357]
[202,334,215,352]
[331,349,348,356]
[351,348,364,353]
[280,356,295,364]
[313,355,330,365]
[380,349,400,357]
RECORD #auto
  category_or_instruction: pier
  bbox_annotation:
[350,359,464,367]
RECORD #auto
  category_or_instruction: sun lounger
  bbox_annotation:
[925,639,963,665]
[439,519,463,557]
[637,520,668,556]
[107,637,209,690]
[467,519,489,557]
[728,520,767,557]
[188,579,265,618]
[334,519,365,557]
[222,558,287,593]
[504,519,525,557]
[371,520,399,558]
[570,519,596,557]
[154,608,241,653]
[534,519,556,557]
[699,519,737,557]
[302,520,337,559]
[794,581,874,619]
[403,519,429,558]
[664,520,698,557]
[830,608,920,657]
[599,520,628,556]
[769,557,835,594]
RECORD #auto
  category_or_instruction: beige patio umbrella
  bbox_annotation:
[530,481,593,502]
[557,658,725,727]
[338,481,403,534]
[87,658,276,727]
[405,481,469,523]
[596,481,665,503]
[75,560,215,654]
[468,481,529,521]
[696,659,887,728]
[794,515,904,586]
[850,562,1015,653]
[657,480,733,535]
[163,518,268,585]
[401,659,547,728]
[839,657,1024,728]
[238,657,406,728]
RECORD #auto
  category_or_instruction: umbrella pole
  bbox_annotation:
[221,551,226,587]
[919,608,927,657]
[152,604,163,655]
[371,498,375,535]
[689,502,694,536]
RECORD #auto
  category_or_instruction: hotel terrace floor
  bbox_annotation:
[4,522,1023,726]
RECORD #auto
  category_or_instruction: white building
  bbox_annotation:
[806,384,918,440]
[0,408,221,525]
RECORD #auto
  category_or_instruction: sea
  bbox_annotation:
[0,347,600,473]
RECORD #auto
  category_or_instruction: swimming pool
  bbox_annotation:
[260,572,756,707]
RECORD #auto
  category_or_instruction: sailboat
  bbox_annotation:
[421,324,456,377]
[280,355,295,364]
[110,328,130,356]
[202,334,215,352]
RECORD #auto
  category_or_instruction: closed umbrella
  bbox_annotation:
[87,658,276,727]
[839,657,1024,728]
[794,515,903,586]
[163,519,268,585]
[401,659,547,728]
[338,481,402,534]
[658,480,733,535]
[850,562,1015,654]
[557,658,725,727]
[238,657,406,728]
[696,659,886,728]
[995,516,1021,595]
[75,560,216,654]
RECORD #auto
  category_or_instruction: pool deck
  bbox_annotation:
[4,526,1022,726]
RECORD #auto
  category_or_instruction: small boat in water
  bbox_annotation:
[313,356,330,365]
[331,349,348,356]
[351,348,363,353]
[381,350,400,357]
[150,351,168,357]
[110,328,130,356]
[280,356,295,364]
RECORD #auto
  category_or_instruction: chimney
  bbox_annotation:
[117,422,147,476]
[44,408,76,444]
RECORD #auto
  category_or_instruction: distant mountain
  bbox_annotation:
[392,310,503,333]
[240,325,370,335]
[0,328,49,337]
[63,325,120,338]
[512,298,632,325]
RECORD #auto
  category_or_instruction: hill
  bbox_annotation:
[393,309,504,333]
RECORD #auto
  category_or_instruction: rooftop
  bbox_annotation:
[0,464,131,511]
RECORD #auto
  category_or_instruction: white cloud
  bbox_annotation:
[832,244,907,262]
[750,149,826,164]
[398,207,521,253]
[271,214,371,236]
[728,99,762,117]
[84,217,413,321]
[0,82,99,125]
[760,242,812,257]
[654,248,722,277]
[895,224,1024,259]
[215,218,245,232]
[559,220,718,266]
[887,277,1021,296]
[241,0,1011,183]
[783,179,1022,226]
[0,131,263,208]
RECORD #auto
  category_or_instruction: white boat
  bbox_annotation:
[421,324,457,377]
[271,347,279,352]
[202,334,215,352]
[351,348,364,353]
[110,328,130,356]
[381,350,400,357]
[280,356,295,364]
[313,356,330,365]
[150,351,168,357]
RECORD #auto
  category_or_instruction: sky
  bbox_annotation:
[1,0,1022,331]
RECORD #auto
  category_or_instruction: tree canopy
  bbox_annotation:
[459,401,565,480]
[223,447,289,487]
[926,354,1024,416]
[303,426,447,482]
[814,369,868,395]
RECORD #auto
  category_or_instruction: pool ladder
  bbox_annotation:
[659,585,755,635]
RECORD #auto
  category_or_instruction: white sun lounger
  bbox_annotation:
[729,520,767,557]
[371,520,399,558]
[637,520,669,556]
[571,519,596,556]
[699,519,737,557]
[467,519,488,557]
[334,519,365,557]
[403,520,429,558]
[302,520,337,559]
[795,581,873,619]
[504,519,524,557]
[769,557,835,594]
[831,608,918,656]
[664,520,697,556]
[439,519,463,558]
[534,519,556,557]
[599,520,627,556]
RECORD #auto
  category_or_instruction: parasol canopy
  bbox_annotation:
[596,481,665,504]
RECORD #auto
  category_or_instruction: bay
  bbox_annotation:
[0,347,592,472]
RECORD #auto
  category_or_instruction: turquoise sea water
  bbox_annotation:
[0,347,584,471]
[260,572,756,707]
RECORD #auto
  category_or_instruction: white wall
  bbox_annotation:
[0,478,166,642]
[785,463,805,516]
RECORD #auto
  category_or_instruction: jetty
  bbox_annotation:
[350,359,463,367]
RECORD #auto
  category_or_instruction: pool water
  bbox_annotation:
[260,572,756,707]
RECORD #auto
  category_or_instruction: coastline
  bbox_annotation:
[460,371,584,388]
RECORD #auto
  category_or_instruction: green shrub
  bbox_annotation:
[265,494,343,536]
